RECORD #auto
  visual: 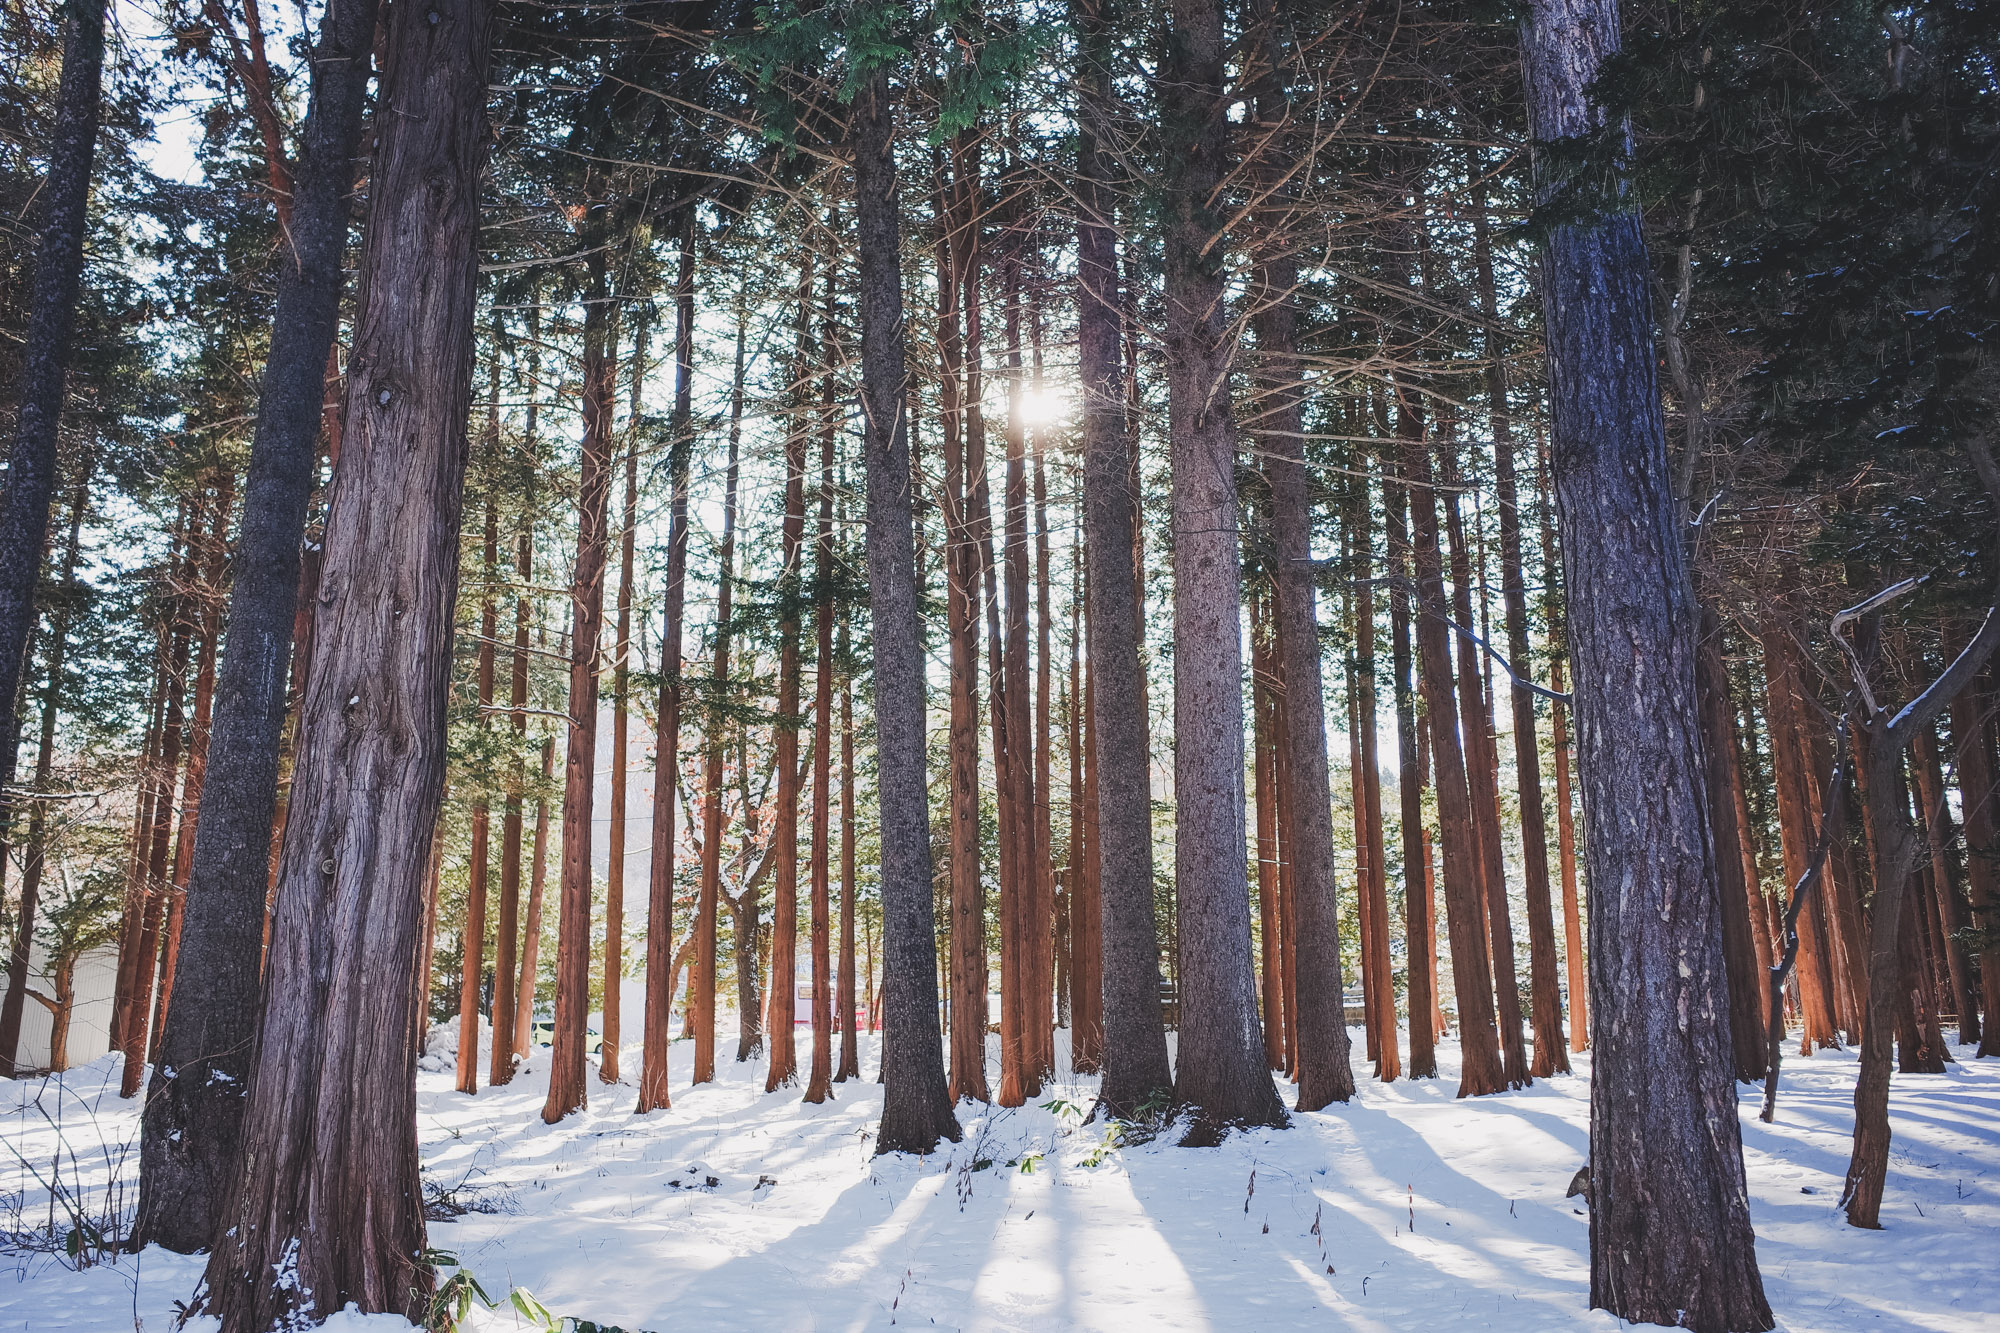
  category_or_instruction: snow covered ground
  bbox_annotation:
[3,1026,1996,1332]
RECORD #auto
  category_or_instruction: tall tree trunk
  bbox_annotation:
[514,737,555,1059]
[1386,473,1437,1079]
[1951,682,2000,1055]
[457,496,498,1094]
[836,615,861,1083]
[1441,447,1530,1089]
[1698,614,1770,1082]
[603,329,645,1086]
[138,0,381,1252]
[1404,404,1505,1097]
[767,293,808,1091]
[1077,0,1172,1120]
[1032,383,1058,1079]
[122,546,192,1098]
[999,239,1041,1105]
[1350,479,1397,1081]
[155,477,234,1051]
[196,0,490,1315]
[1480,205,1568,1074]
[850,69,959,1155]
[1252,601,1284,1070]
[542,238,617,1124]
[934,144,989,1105]
[0,470,88,1076]
[1535,452,1588,1054]
[0,0,105,833]
[803,350,838,1104]
[693,321,747,1084]
[1761,621,1840,1049]
[491,350,540,1084]
[1162,0,1286,1139]
[1523,2,1771,1322]
[639,217,698,1111]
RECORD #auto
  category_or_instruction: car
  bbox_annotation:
[527,1016,602,1055]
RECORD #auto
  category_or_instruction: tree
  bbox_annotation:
[1160,0,1286,1141]
[0,0,105,837]
[197,0,493,1318]
[543,237,618,1124]
[1521,1,1771,1326]
[849,61,959,1157]
[138,0,381,1252]
[1075,0,1171,1121]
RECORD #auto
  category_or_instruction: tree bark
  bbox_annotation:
[639,217,698,1111]
[693,321,746,1083]
[1162,0,1287,1140]
[457,495,498,1095]
[836,619,861,1083]
[1950,682,2000,1055]
[0,0,105,841]
[514,737,554,1058]
[1523,2,1772,1322]
[1479,209,1568,1073]
[1386,473,1437,1078]
[542,240,617,1124]
[196,0,490,1315]
[766,293,808,1092]
[491,356,539,1084]
[138,0,380,1252]
[1441,446,1531,1089]
[603,330,644,1085]
[1077,0,1171,1121]
[850,69,959,1156]
[803,336,838,1104]
[1404,407,1505,1097]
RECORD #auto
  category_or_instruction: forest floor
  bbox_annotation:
[2,1020,1996,1332]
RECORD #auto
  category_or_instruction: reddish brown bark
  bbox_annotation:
[542,246,617,1124]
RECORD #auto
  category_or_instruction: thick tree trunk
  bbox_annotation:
[1076,0,1171,1120]
[850,70,959,1154]
[195,0,489,1316]
[137,0,380,1252]
[0,0,104,828]
[1523,2,1771,1323]
[639,220,698,1111]
[542,243,617,1124]
[1161,0,1287,1140]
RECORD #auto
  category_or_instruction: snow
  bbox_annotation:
[3,1030,1998,1331]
